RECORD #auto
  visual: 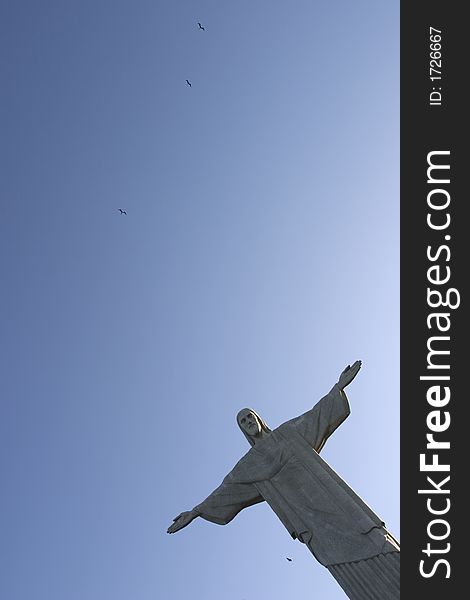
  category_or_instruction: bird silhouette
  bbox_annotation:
[185,79,192,87]
[118,209,127,215]
[197,22,205,31]
[286,557,293,562]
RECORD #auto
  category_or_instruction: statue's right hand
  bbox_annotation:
[167,510,198,534]
[338,360,362,390]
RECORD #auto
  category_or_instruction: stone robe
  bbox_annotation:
[195,384,398,567]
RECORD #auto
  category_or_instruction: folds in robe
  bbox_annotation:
[195,385,397,566]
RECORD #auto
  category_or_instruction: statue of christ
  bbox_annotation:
[167,361,399,599]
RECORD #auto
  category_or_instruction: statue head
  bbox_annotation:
[237,408,271,446]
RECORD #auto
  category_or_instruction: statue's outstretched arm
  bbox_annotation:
[283,360,361,452]
[167,476,263,533]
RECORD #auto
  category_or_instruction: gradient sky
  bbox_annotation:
[1,1,399,598]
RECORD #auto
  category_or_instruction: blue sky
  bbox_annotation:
[1,1,399,598]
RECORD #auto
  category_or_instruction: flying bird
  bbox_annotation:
[118,209,127,215]
[185,79,192,87]
[286,557,293,562]
[197,22,205,31]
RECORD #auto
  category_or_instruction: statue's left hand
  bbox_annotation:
[338,360,362,390]
[167,510,198,534]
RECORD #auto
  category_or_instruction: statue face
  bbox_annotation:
[238,410,261,437]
